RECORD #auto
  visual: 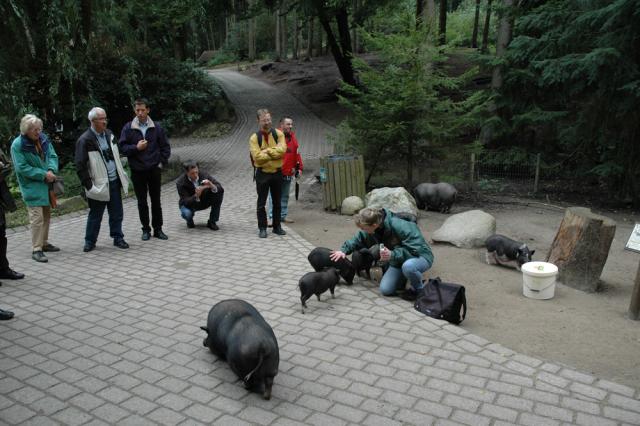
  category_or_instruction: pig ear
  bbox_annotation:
[200,326,209,332]
[530,250,535,257]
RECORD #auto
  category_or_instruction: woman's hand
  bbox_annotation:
[330,250,346,262]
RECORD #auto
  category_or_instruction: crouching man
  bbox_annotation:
[176,160,223,230]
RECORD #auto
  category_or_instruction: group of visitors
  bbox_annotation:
[2,103,434,319]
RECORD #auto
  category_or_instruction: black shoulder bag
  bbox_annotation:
[414,277,467,325]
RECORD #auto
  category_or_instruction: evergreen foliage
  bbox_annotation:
[497,0,640,203]
[336,10,475,186]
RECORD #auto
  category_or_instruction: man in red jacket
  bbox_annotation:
[269,116,303,224]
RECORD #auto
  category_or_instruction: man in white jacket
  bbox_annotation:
[75,107,130,252]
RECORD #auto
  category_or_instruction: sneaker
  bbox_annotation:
[153,230,168,240]
[259,228,268,238]
[206,221,219,231]
[83,243,95,253]
[141,231,151,241]
[0,309,14,320]
[32,251,48,263]
[272,227,286,236]
[186,219,195,229]
[400,287,423,302]
[42,243,60,252]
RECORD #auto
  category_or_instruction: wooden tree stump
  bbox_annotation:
[546,207,616,292]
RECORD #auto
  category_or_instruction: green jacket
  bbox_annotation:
[340,208,434,268]
[10,134,59,207]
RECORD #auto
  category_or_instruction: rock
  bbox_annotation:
[432,210,496,248]
[365,187,418,216]
[341,196,365,215]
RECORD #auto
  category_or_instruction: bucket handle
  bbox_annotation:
[524,281,555,293]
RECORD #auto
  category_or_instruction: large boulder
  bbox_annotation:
[432,210,496,248]
[365,187,418,216]
[341,196,365,215]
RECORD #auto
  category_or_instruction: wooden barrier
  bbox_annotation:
[320,155,366,211]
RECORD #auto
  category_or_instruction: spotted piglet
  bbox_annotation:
[485,234,535,271]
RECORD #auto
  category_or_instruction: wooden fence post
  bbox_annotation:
[533,153,541,193]
[629,260,640,320]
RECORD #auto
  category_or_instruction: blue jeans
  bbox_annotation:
[268,177,292,220]
[379,257,431,296]
[85,180,124,245]
[180,190,224,224]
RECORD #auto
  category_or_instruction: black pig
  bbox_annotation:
[307,247,355,285]
[485,234,535,271]
[299,267,340,313]
[351,245,382,279]
[201,300,279,399]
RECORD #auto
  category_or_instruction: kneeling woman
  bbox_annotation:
[330,208,434,298]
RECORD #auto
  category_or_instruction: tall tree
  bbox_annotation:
[481,0,492,53]
[438,0,447,45]
[491,0,514,89]
[471,0,481,48]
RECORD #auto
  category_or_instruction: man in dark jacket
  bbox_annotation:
[176,160,223,230]
[0,151,23,320]
[119,98,171,241]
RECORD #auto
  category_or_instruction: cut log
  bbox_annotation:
[546,207,616,292]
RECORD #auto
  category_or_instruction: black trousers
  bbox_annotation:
[256,169,282,229]
[0,223,8,271]
[131,167,163,232]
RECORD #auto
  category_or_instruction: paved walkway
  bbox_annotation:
[1,70,638,426]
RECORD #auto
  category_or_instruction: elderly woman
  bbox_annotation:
[10,114,59,263]
[330,207,434,299]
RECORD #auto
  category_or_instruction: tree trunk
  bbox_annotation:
[491,0,514,89]
[275,7,281,61]
[281,11,288,60]
[315,4,357,85]
[438,0,447,45]
[426,0,437,31]
[481,0,492,53]
[293,10,299,59]
[305,18,314,60]
[80,0,91,43]
[546,207,617,292]
[8,0,36,58]
[248,16,256,61]
[416,0,425,29]
[471,0,481,48]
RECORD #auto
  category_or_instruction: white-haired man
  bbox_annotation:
[75,107,130,252]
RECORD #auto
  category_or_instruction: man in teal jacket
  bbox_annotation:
[11,114,59,263]
[330,207,434,299]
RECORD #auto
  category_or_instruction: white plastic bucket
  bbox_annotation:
[522,261,558,300]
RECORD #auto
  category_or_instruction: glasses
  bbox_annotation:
[93,117,108,122]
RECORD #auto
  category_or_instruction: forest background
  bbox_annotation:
[0,0,638,218]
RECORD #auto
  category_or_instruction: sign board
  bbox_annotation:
[625,224,640,253]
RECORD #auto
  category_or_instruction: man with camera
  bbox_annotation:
[176,160,224,230]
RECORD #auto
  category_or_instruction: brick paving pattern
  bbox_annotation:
[1,69,638,425]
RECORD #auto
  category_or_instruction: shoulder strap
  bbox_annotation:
[271,128,277,143]
[256,132,262,148]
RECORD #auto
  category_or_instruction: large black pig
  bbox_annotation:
[413,182,458,213]
[307,247,356,285]
[201,300,279,399]
[485,234,535,271]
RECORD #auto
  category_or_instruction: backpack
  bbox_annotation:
[414,277,467,325]
[250,129,278,180]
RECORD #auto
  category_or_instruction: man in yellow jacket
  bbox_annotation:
[249,109,286,238]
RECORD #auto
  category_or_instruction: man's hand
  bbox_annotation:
[330,250,346,262]
[136,139,148,151]
[45,170,56,183]
[195,185,205,198]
